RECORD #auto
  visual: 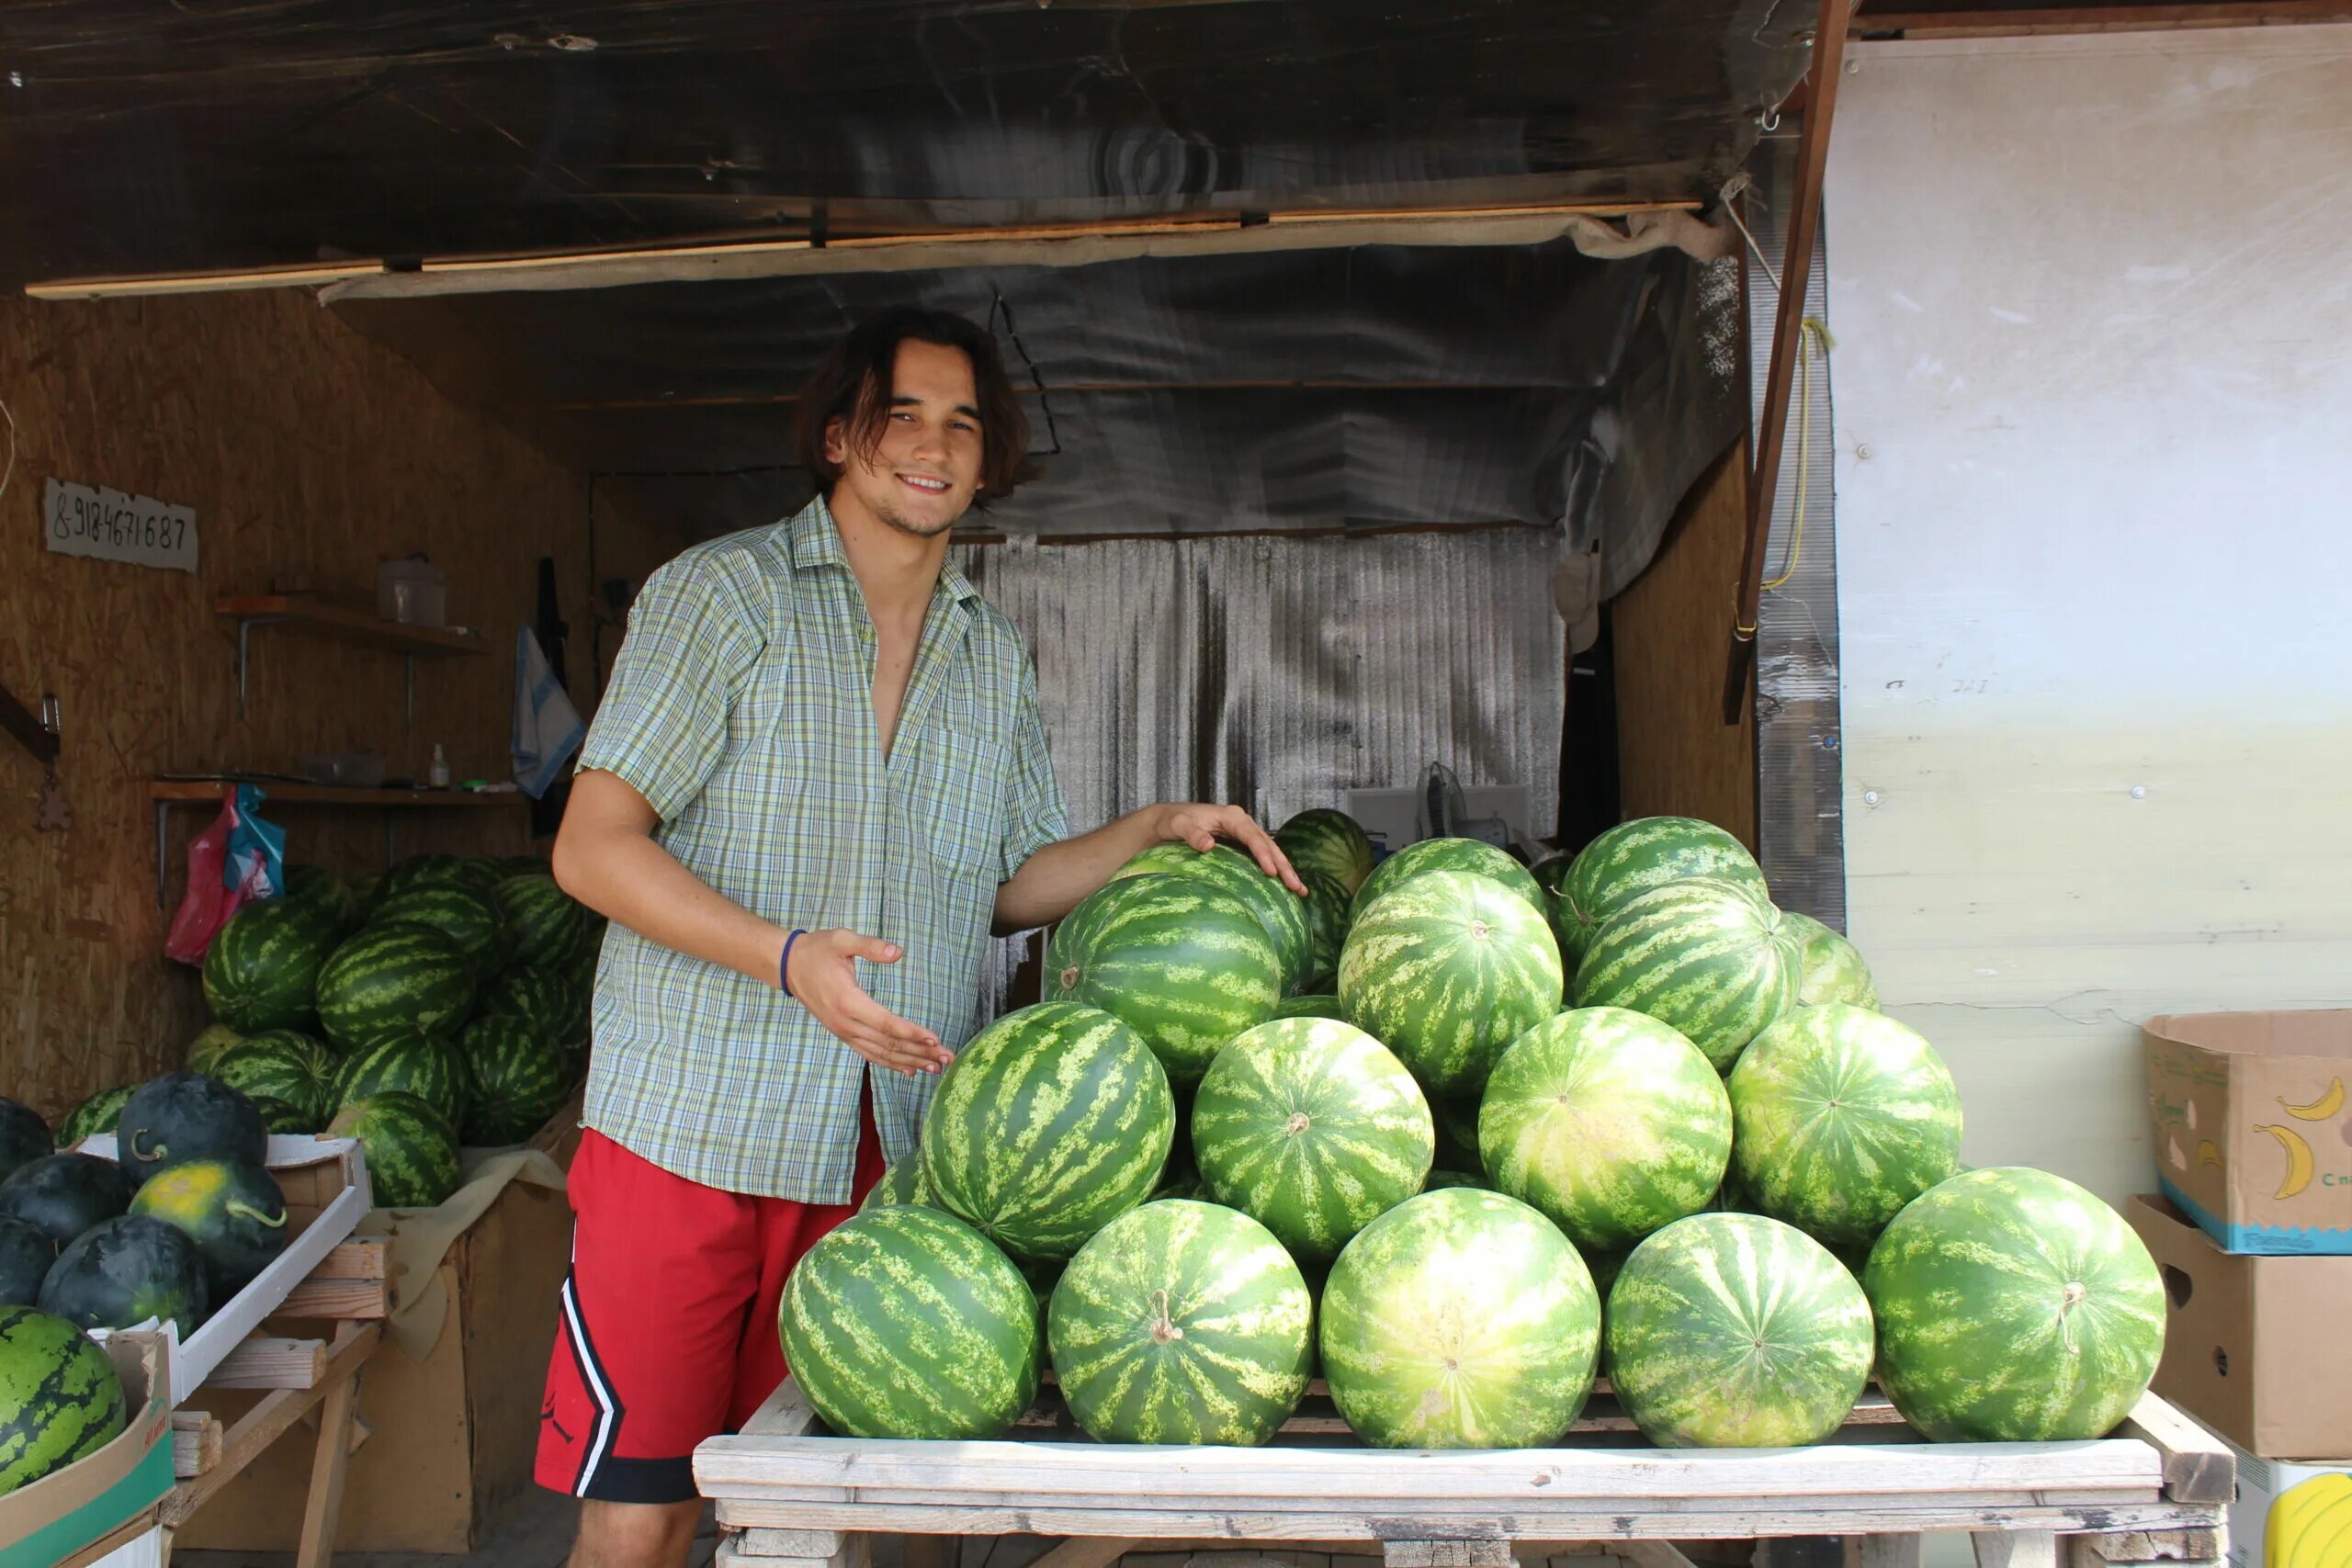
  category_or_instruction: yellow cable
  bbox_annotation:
[1735,316,1834,638]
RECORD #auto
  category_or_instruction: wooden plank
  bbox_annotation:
[1846,1538,1925,1568]
[174,1410,224,1478]
[1972,1534,2058,1568]
[275,1274,390,1319]
[205,1335,327,1390]
[150,779,527,807]
[2067,1530,2222,1565]
[2114,1394,2235,1505]
[307,1239,389,1280]
[1021,1539,1142,1568]
[295,1355,365,1568]
[1385,1543,1515,1568]
[164,1322,379,1527]
[1621,1544,1704,1568]
[732,1529,851,1559]
[1853,0,2352,36]
[212,596,486,657]
[740,1376,820,1438]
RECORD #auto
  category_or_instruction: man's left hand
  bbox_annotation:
[1154,804,1308,897]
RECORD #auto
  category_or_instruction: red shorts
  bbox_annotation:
[536,1104,884,1504]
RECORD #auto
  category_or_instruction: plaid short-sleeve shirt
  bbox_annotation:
[576,497,1069,1201]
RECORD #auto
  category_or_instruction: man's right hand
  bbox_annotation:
[784,929,956,1075]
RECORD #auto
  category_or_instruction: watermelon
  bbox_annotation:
[1047,1199,1313,1445]
[210,1031,339,1130]
[248,1097,313,1134]
[0,1156,135,1249]
[184,1022,243,1076]
[130,1158,289,1298]
[55,1087,133,1153]
[1276,808,1375,895]
[40,1215,209,1339]
[1192,1018,1433,1261]
[1045,875,1282,1084]
[1781,911,1880,1009]
[1422,1169,1486,1191]
[1320,1187,1599,1448]
[922,1002,1173,1262]
[1573,880,1797,1073]
[1350,837,1547,924]
[1606,1212,1874,1448]
[473,964,576,1045]
[0,1307,127,1494]
[1479,1007,1732,1252]
[377,853,480,899]
[1295,868,1351,992]
[494,874,592,972]
[281,863,362,934]
[334,1035,468,1125]
[315,924,475,1054]
[1432,1094,1485,1177]
[118,1075,266,1179]
[0,1102,50,1185]
[778,1204,1041,1439]
[201,897,340,1033]
[329,1093,463,1210]
[1269,993,1344,1023]
[1866,1168,2165,1441]
[1728,1003,1963,1248]
[1110,843,1313,994]
[1337,870,1564,1098]
[370,884,508,978]
[858,1158,935,1215]
[1554,816,1769,964]
[458,1017,572,1145]
[493,854,551,879]
[0,1220,51,1307]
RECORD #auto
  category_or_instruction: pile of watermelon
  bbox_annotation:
[61,851,601,1215]
[781,807,2167,1455]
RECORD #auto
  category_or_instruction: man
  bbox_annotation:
[540,306,1302,1568]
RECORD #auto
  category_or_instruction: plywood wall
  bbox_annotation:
[0,289,679,1119]
[1606,441,1757,850]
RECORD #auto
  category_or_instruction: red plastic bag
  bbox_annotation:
[164,798,251,965]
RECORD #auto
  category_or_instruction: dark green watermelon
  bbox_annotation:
[280,863,362,934]
[0,1306,127,1492]
[315,924,476,1053]
[333,1036,469,1124]
[0,1155,135,1249]
[458,1018,573,1145]
[494,874,591,972]
[248,1097,313,1134]
[117,1075,268,1180]
[200,897,341,1032]
[328,1093,462,1209]
[472,964,574,1044]
[370,885,508,977]
[39,1216,209,1339]
[130,1158,289,1299]
[0,1217,53,1307]
[0,1101,51,1185]
[54,1087,134,1153]
[209,1031,339,1129]
[377,853,472,898]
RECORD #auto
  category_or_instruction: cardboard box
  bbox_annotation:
[2128,1193,2352,1460]
[173,1170,574,1554]
[0,1333,172,1568]
[2145,1011,2352,1255]
[2213,1434,2352,1568]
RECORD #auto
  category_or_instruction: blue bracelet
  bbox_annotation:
[780,928,808,997]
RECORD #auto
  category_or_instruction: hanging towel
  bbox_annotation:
[512,626,585,799]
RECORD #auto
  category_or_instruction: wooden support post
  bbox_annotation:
[1723,0,1856,724]
[1972,1534,2060,1568]
[1844,1537,1927,1568]
[295,1359,365,1568]
[1385,1544,1516,1568]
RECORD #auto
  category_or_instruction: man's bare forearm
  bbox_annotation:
[552,819,787,987]
[992,806,1171,934]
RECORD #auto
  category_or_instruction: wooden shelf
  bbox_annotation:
[151,779,526,807]
[213,595,485,657]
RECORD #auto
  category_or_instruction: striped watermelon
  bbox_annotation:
[1351,837,1547,923]
[1047,1199,1313,1445]
[129,1157,289,1298]
[1298,869,1351,992]
[1554,817,1769,964]
[370,885,508,978]
[1573,880,1797,1072]
[1478,1007,1731,1252]
[201,898,340,1032]
[1606,1212,1874,1448]
[329,1093,462,1210]
[55,1087,132,1153]
[1338,870,1564,1098]
[334,1036,469,1124]
[316,924,475,1054]
[1275,808,1375,895]
[1046,875,1282,1083]
[1193,1018,1433,1261]
[1728,1003,1963,1248]
[209,1031,339,1129]
[1270,994,1344,1023]
[1320,1188,1600,1448]
[1111,844,1313,994]
[458,1017,572,1145]
[281,864,362,934]
[859,1157,935,1214]
[185,1022,243,1077]
[922,1002,1174,1262]
[248,1098,313,1134]
[473,964,575,1046]
[1866,1168,2165,1441]
[376,853,485,899]
[778,1204,1041,1439]
[1781,911,1879,1009]
[494,874,592,972]
[0,1307,126,1494]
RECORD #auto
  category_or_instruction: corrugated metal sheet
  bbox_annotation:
[960,525,1566,1010]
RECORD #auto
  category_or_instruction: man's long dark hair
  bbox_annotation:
[794,308,1039,505]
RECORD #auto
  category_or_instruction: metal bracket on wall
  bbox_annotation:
[232,614,426,728]
[1,680,62,768]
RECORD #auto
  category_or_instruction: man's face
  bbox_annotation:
[825,339,988,540]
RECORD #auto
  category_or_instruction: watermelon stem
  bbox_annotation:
[130,1132,164,1164]
[2059,1280,2086,1353]
[226,1201,289,1230]
[1148,1288,1184,1344]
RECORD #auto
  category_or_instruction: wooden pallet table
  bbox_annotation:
[695,1380,2231,1568]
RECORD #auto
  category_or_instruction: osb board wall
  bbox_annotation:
[0,289,679,1119]
[1606,441,1756,850]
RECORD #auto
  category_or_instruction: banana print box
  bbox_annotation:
[2146,1011,2352,1256]
[2213,1436,2352,1568]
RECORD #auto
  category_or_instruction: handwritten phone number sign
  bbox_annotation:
[44,477,199,572]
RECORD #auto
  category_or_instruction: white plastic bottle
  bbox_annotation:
[428,743,450,788]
